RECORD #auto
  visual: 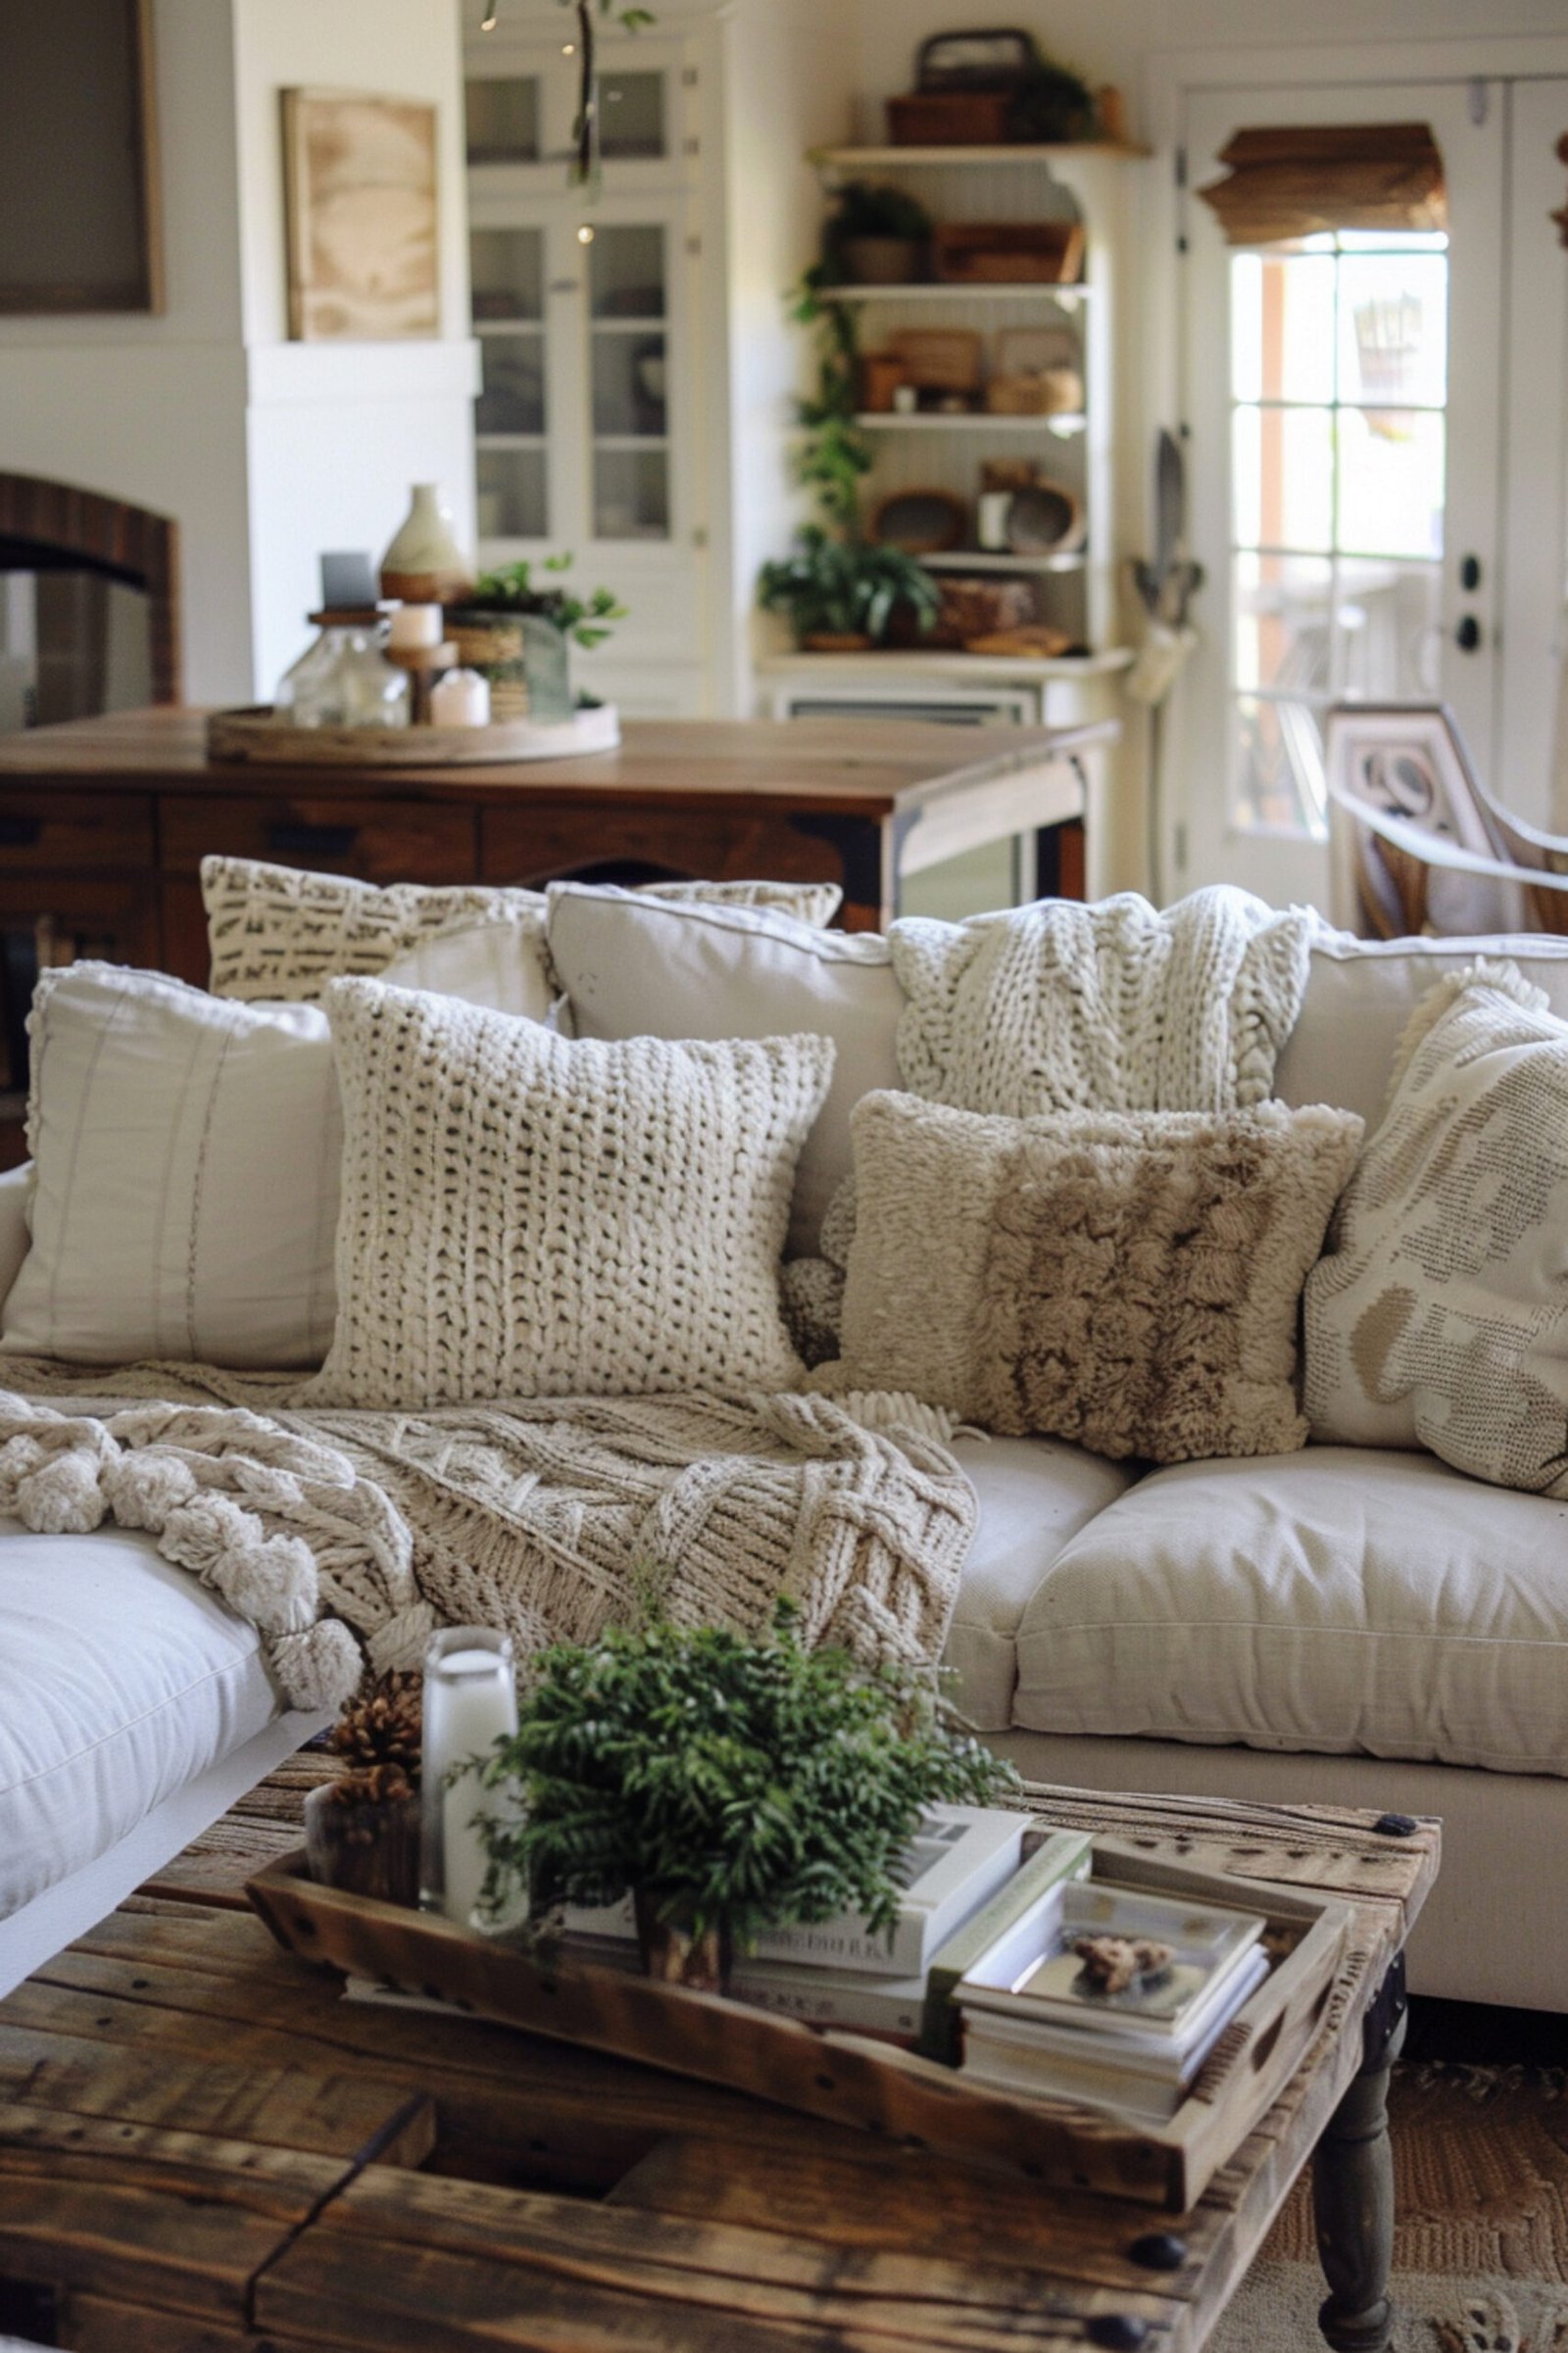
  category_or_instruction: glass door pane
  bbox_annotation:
[472,222,547,543]
[466,76,541,164]
[588,224,669,541]
[600,70,666,161]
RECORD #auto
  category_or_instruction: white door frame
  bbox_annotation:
[1132,30,1568,906]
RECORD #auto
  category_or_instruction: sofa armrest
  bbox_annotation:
[0,1162,31,1314]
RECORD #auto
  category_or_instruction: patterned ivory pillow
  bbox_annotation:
[312,977,834,1409]
[202,858,841,1005]
[829,1092,1362,1462]
[1304,961,1568,1494]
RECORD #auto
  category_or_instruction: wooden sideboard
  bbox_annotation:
[0,707,1115,1159]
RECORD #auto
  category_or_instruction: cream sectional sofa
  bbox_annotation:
[2,918,1566,2008]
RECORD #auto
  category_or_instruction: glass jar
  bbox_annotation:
[419,1626,518,1927]
[274,610,411,729]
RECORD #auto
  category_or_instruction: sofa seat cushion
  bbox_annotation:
[0,1518,283,1917]
[1013,1446,1568,1774]
[943,1434,1140,1731]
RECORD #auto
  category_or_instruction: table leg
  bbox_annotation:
[1312,1955,1408,2353]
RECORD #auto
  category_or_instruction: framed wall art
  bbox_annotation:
[0,0,163,314]
[281,89,439,342]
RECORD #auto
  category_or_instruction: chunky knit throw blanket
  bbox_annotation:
[785,886,1323,1361]
[0,1364,975,1713]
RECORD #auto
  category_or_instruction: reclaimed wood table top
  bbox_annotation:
[0,1759,1438,2353]
[0,707,1112,814]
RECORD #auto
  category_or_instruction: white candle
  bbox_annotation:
[430,666,491,727]
[387,602,444,650]
[421,1636,517,1926]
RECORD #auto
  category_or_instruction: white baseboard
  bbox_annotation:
[0,1709,332,1998]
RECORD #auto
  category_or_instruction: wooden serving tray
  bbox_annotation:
[248,1834,1349,2211]
[207,703,621,767]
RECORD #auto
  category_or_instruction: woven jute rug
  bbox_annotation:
[1213,2061,1568,2352]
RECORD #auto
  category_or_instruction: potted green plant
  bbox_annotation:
[475,1600,1016,1989]
[759,525,942,652]
[827,180,935,286]
[446,556,627,722]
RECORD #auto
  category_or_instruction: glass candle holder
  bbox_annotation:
[419,1626,517,1927]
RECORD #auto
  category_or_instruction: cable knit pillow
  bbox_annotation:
[1305,961,1568,1494]
[313,978,834,1408]
[829,1092,1362,1462]
[202,858,841,1006]
[2,963,340,1368]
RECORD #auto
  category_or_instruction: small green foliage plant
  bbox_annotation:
[759,525,941,648]
[477,1599,1017,1951]
[826,179,934,252]
[468,555,627,651]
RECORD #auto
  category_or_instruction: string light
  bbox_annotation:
[479,4,499,28]
[576,223,595,243]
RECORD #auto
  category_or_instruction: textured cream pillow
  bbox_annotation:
[2,963,340,1368]
[203,858,841,1006]
[832,1092,1362,1462]
[314,978,834,1408]
[1305,961,1568,1493]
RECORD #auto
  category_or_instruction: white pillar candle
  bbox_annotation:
[420,1631,517,1927]
[387,602,444,650]
[430,666,491,727]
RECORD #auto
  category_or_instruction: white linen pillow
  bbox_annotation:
[2,964,340,1368]
[313,977,833,1409]
[546,883,902,1257]
[379,918,564,1024]
[1304,960,1568,1494]
[203,858,841,1007]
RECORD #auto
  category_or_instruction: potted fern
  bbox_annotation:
[447,556,627,721]
[475,1601,1015,1990]
[759,527,941,653]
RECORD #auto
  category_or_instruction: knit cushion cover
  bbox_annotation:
[832,1091,1363,1462]
[313,977,835,1408]
[1305,962,1568,1495]
[202,858,842,1006]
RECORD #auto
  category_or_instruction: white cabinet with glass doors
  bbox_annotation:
[465,27,710,714]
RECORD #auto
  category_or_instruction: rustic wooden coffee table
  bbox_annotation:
[0,1759,1437,2353]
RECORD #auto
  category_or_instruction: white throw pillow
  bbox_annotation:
[2,964,340,1368]
[1304,960,1568,1495]
[546,884,902,1257]
[313,977,834,1409]
[379,918,566,1024]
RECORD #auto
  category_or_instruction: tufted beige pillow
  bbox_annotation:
[830,1092,1362,1462]
[1305,961,1568,1494]
[202,858,840,1006]
[312,978,833,1409]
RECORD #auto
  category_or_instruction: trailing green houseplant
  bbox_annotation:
[450,555,627,722]
[759,526,941,651]
[475,1599,1017,1986]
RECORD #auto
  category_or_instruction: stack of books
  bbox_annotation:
[954,1875,1271,2121]
[563,1806,1095,2043]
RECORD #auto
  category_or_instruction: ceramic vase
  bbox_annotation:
[380,483,473,605]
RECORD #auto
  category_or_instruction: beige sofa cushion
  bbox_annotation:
[547,884,902,1257]
[1013,1446,1568,1775]
[1277,930,1568,1123]
[944,1434,1139,1731]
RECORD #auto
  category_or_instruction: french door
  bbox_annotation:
[1177,74,1568,907]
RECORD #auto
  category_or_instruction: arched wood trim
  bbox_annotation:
[0,471,180,703]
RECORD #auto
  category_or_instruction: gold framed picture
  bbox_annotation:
[281,88,439,342]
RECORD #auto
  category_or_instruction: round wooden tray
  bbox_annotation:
[206,703,621,766]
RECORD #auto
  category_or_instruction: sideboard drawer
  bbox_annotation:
[0,791,155,870]
[162,797,478,883]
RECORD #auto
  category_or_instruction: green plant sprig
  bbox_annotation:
[758,526,941,647]
[477,1599,1017,1950]
[469,555,628,650]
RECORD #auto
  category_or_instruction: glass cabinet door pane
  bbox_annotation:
[592,331,666,437]
[466,77,541,164]
[599,71,666,160]
[476,449,547,541]
[594,449,669,541]
[476,335,546,434]
[589,224,666,319]
[470,227,544,321]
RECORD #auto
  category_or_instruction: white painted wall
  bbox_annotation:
[0,0,475,705]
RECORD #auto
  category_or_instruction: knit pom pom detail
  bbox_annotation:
[160,1491,264,1578]
[0,1433,47,1511]
[206,1530,318,1636]
[103,1450,199,1529]
[17,1448,107,1535]
[271,1619,363,1710]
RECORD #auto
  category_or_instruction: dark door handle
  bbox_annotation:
[0,815,43,848]
[1459,554,1482,592]
[1455,614,1482,654]
[266,822,362,858]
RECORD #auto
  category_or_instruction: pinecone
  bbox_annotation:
[329,1672,421,1786]
[329,1760,417,1814]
